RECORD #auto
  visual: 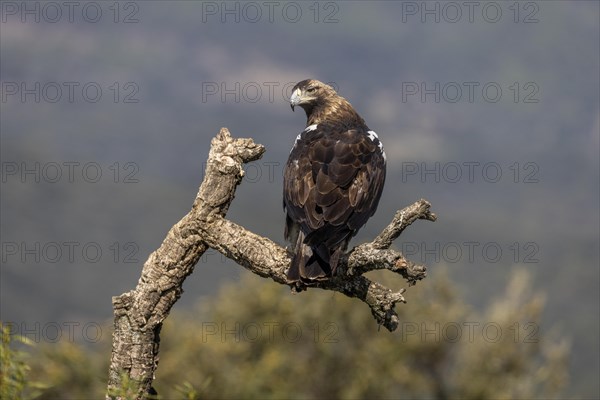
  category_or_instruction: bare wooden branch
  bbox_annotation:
[371,199,437,249]
[107,128,264,398]
[106,128,435,399]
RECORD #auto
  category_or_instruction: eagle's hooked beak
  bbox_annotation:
[289,88,302,111]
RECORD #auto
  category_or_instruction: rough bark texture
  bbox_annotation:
[106,128,436,398]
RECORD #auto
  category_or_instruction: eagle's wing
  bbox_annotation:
[284,123,386,251]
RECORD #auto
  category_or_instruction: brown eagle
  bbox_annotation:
[284,79,386,282]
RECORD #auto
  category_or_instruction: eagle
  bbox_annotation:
[284,79,386,283]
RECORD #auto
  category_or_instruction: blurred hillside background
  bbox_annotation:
[1,1,598,398]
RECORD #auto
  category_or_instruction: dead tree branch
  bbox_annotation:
[106,128,436,399]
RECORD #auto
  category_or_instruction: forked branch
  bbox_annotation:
[107,128,436,399]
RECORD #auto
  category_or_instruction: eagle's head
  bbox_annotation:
[289,79,337,112]
[290,79,362,126]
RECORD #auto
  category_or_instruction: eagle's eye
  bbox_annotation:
[306,87,317,93]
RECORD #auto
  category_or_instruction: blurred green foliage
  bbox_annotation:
[2,269,568,399]
[0,324,47,399]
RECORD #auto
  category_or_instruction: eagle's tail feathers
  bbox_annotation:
[287,240,333,283]
[287,232,309,282]
[301,251,330,280]
[287,253,302,282]
[328,247,342,274]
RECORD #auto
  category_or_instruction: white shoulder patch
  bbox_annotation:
[290,125,317,153]
[305,124,318,132]
[290,133,302,153]
[367,130,379,141]
[367,130,385,160]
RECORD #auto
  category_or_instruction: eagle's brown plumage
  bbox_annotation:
[284,79,386,283]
